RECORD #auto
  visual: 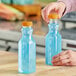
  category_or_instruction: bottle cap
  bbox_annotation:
[48,13,59,19]
[22,21,33,27]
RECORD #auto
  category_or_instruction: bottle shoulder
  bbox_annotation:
[18,36,35,44]
[46,32,61,39]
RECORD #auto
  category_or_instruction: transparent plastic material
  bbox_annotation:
[45,19,62,65]
[1,0,11,4]
[13,0,34,5]
[1,0,34,5]
[18,26,36,74]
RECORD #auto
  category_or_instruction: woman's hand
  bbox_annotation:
[42,2,66,23]
[52,50,76,66]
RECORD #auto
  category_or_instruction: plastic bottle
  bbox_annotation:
[45,13,62,65]
[13,0,34,5]
[18,21,36,74]
[1,0,11,4]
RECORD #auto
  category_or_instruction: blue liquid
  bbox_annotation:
[45,20,62,65]
[18,27,36,74]
[1,0,11,4]
[13,0,34,5]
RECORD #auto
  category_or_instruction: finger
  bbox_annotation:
[59,54,69,60]
[52,56,60,63]
[52,6,62,19]
[58,9,63,18]
[52,53,60,59]
[45,5,56,20]
[54,7,60,14]
[42,4,58,23]
[59,51,68,56]
[67,50,72,53]
[53,58,70,66]
[52,54,69,63]
[42,8,49,23]
[53,61,62,66]
[61,59,70,65]
[52,51,66,59]
[65,62,70,66]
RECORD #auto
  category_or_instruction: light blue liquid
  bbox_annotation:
[18,26,36,74]
[45,19,62,65]
[1,0,11,4]
[2,0,34,4]
[13,0,34,5]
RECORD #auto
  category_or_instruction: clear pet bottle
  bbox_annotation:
[18,21,36,74]
[45,13,62,65]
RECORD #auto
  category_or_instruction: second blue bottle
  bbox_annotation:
[45,14,62,65]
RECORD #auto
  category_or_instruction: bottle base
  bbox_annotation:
[46,63,53,66]
[18,70,36,74]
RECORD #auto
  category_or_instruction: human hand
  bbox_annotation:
[52,50,76,66]
[42,2,66,23]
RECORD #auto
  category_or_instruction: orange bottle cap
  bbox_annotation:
[48,13,59,19]
[22,21,33,27]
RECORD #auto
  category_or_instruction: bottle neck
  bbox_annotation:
[48,19,59,34]
[22,26,33,37]
[49,19,58,24]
